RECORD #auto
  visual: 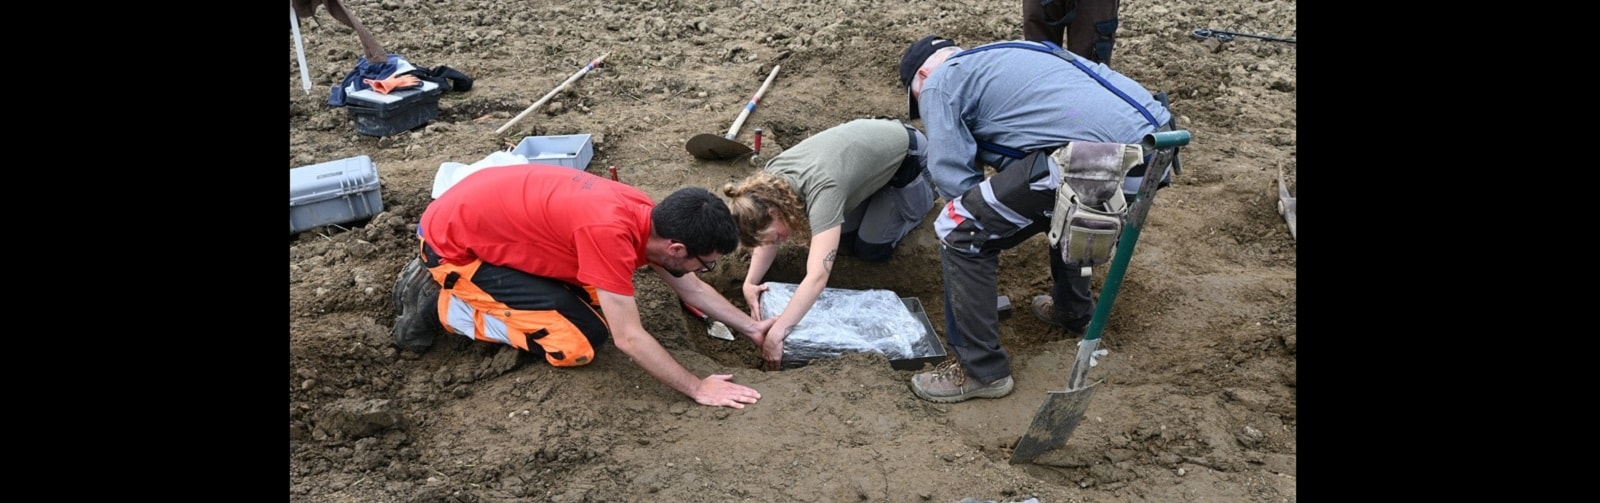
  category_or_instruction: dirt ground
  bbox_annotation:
[288,0,1296,501]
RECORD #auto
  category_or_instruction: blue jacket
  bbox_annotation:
[916,41,1171,200]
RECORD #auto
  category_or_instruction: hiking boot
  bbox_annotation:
[393,258,443,352]
[909,360,1014,403]
[1030,295,1090,335]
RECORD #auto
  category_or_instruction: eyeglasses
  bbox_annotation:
[672,240,718,273]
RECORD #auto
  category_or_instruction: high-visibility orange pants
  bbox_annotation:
[419,239,611,367]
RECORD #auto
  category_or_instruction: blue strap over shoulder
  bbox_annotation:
[950,41,1161,159]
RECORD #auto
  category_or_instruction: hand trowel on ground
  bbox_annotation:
[681,301,735,340]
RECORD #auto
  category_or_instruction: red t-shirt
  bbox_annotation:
[420,164,654,296]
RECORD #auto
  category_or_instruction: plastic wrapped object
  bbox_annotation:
[759,282,944,369]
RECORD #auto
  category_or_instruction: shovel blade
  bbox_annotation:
[686,133,753,160]
[1008,380,1101,464]
[1277,166,1296,240]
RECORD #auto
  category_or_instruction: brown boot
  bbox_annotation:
[1030,295,1090,335]
[909,360,1014,403]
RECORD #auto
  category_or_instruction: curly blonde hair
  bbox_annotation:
[721,171,811,249]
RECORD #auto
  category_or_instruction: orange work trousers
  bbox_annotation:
[419,239,610,367]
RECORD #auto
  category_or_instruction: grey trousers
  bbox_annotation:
[841,175,934,255]
[934,152,1093,384]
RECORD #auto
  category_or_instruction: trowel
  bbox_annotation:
[682,301,735,341]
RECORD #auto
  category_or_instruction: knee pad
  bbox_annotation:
[1093,40,1114,63]
[1092,19,1118,62]
[522,326,598,367]
[854,240,895,263]
[1095,18,1119,36]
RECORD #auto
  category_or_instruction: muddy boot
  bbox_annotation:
[393,257,443,352]
[1030,295,1091,336]
[909,359,1014,403]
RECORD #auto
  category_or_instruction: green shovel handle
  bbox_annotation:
[1067,130,1191,389]
[1142,130,1191,151]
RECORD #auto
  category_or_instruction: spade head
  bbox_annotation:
[1009,380,1101,465]
[686,134,753,160]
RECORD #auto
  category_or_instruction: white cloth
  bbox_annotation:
[431,151,530,198]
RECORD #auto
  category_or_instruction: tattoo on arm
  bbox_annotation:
[824,249,836,270]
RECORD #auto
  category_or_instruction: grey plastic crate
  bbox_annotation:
[290,156,384,235]
[511,134,594,170]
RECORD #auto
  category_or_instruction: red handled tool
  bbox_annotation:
[686,65,781,161]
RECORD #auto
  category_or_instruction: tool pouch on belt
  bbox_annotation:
[1047,141,1144,267]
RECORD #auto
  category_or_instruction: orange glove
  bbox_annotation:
[363,74,422,94]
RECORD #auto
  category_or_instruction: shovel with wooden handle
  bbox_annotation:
[687,65,781,160]
[1010,129,1191,465]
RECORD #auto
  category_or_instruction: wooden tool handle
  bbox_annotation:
[724,65,781,139]
[497,52,611,135]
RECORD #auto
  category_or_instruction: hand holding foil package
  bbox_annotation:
[758,282,943,367]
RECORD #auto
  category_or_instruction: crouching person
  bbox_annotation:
[392,164,777,408]
[722,118,937,370]
[897,34,1172,403]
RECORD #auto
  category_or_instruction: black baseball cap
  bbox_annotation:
[899,35,957,119]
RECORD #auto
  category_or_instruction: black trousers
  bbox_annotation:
[1022,0,1120,64]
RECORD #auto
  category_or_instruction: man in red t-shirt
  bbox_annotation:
[393,164,776,408]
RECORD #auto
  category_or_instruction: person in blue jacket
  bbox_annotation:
[898,35,1174,403]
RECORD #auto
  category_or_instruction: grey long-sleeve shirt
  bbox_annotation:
[917,41,1171,200]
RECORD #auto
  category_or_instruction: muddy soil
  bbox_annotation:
[289,0,1296,501]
